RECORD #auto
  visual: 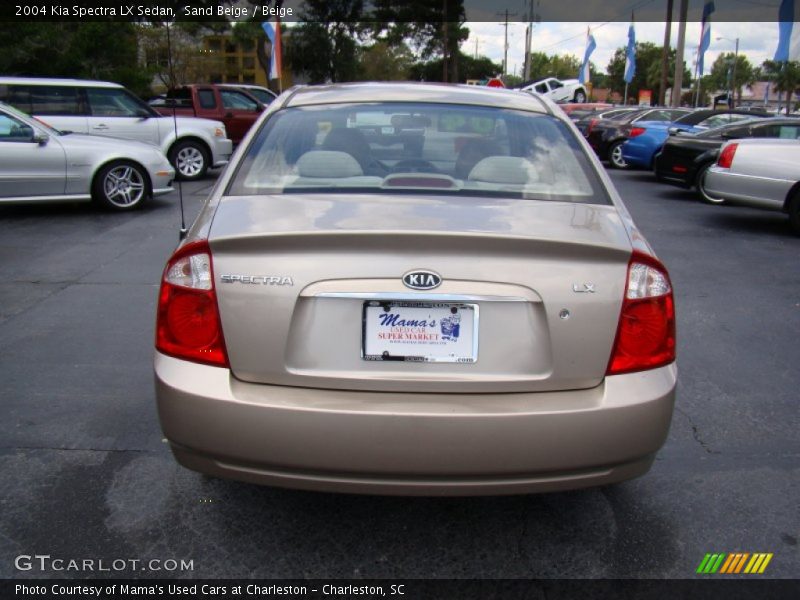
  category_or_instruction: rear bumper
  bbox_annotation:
[653,153,693,187]
[155,352,677,495]
[621,138,658,168]
[704,168,789,211]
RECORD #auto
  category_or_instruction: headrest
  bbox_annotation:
[468,156,537,185]
[295,151,364,178]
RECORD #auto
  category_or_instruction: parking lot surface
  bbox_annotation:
[1,169,798,578]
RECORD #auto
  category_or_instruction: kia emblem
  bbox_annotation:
[402,270,442,290]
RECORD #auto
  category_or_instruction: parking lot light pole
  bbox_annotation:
[717,36,740,108]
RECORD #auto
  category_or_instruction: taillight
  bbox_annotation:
[629,127,646,137]
[156,240,229,368]
[717,143,738,169]
[587,118,599,134]
[607,251,675,375]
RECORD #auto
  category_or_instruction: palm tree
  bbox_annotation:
[762,60,800,114]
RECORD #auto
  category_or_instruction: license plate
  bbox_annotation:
[362,301,478,363]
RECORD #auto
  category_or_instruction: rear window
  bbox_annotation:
[198,89,216,109]
[227,102,609,204]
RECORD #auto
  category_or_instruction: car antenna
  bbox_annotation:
[166,21,187,241]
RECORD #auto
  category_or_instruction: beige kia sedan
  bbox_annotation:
[155,83,676,495]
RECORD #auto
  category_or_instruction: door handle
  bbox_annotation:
[224,112,233,119]
[93,124,109,130]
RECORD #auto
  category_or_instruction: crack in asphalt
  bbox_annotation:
[675,406,720,455]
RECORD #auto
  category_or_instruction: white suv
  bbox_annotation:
[0,78,233,180]
[522,78,587,103]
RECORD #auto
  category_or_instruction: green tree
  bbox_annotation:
[606,42,690,105]
[371,0,469,82]
[356,41,415,81]
[138,23,226,90]
[526,52,581,81]
[0,22,151,96]
[761,59,800,114]
[284,0,364,84]
[409,52,502,83]
[706,52,756,105]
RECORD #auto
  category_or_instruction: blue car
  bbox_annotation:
[621,109,772,169]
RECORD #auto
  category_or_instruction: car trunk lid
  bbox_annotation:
[209,193,632,393]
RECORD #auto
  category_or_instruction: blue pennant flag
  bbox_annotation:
[579,32,597,85]
[774,0,799,62]
[624,23,636,83]
[697,2,714,76]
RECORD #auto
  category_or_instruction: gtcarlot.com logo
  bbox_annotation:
[696,552,773,575]
[14,554,194,572]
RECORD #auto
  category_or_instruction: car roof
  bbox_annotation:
[674,108,769,125]
[0,77,122,88]
[692,117,776,136]
[725,137,800,146]
[235,84,273,91]
[282,82,552,114]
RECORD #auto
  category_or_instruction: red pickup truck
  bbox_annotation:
[150,84,266,144]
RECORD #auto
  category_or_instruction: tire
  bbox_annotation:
[695,162,726,205]
[788,190,800,234]
[573,90,587,103]
[92,161,149,211]
[608,141,628,169]
[169,140,209,181]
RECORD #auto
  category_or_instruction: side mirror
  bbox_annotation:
[32,131,49,145]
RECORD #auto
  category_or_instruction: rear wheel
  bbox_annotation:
[608,141,628,169]
[573,90,587,103]
[92,161,149,211]
[695,162,726,205]
[169,140,209,181]
[788,190,800,234]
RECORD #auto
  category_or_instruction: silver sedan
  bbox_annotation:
[0,102,174,210]
[705,138,800,232]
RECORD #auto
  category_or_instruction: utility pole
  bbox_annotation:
[671,0,688,107]
[497,8,517,78]
[474,37,478,59]
[732,38,739,107]
[523,0,537,81]
[658,0,673,106]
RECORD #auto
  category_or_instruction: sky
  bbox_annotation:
[463,20,782,78]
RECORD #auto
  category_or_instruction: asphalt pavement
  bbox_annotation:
[1,168,798,579]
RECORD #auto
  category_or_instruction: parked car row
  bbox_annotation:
[0,101,174,210]
[621,109,773,170]
[654,117,800,204]
[565,100,800,232]
[0,77,237,182]
[585,107,692,168]
[148,83,272,144]
[0,77,281,210]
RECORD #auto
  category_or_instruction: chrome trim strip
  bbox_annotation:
[314,292,528,302]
